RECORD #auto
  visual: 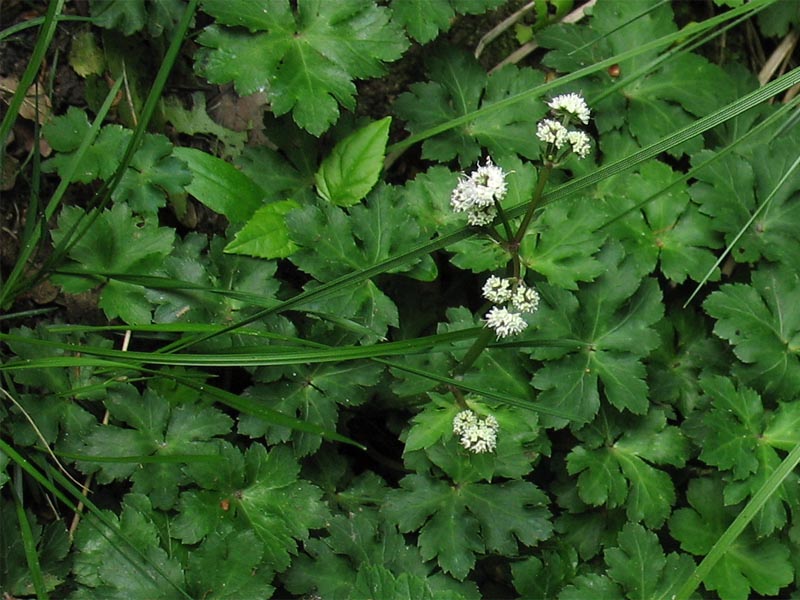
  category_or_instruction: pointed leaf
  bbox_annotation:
[316,117,391,206]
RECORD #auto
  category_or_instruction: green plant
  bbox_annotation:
[3,0,800,598]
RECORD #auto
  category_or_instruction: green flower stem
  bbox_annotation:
[494,197,515,241]
[451,163,553,380]
[513,163,552,245]
[452,323,496,377]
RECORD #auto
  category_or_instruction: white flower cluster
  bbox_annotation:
[548,92,591,124]
[482,275,540,338]
[453,409,499,453]
[485,306,527,338]
[536,93,592,160]
[450,158,508,226]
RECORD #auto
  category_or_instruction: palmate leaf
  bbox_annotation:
[512,546,580,599]
[401,165,463,237]
[558,523,696,600]
[669,477,794,600]
[66,384,233,509]
[520,195,608,290]
[43,108,128,182]
[173,443,328,573]
[559,574,623,600]
[350,564,465,600]
[52,204,174,276]
[599,160,721,283]
[390,0,504,43]
[285,474,477,600]
[540,0,734,156]
[604,522,695,600]
[114,133,192,214]
[390,0,456,43]
[196,0,408,135]
[287,187,436,281]
[689,118,800,265]
[238,444,329,570]
[90,0,183,37]
[683,376,800,536]
[384,473,551,580]
[238,361,382,456]
[186,525,274,599]
[43,109,191,215]
[567,408,688,527]
[286,186,435,340]
[394,47,547,166]
[647,307,728,416]
[526,245,663,426]
[703,265,800,398]
[71,494,185,599]
[685,377,764,480]
[51,204,175,324]
[149,235,290,336]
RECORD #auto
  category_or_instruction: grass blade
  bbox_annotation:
[11,476,49,599]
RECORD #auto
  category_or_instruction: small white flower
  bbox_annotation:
[450,177,476,212]
[482,276,512,304]
[511,283,540,313]
[472,159,507,205]
[453,409,478,435]
[567,130,591,159]
[466,204,497,226]
[536,119,569,148]
[485,306,527,338]
[548,93,591,124]
[453,409,499,454]
[450,158,508,214]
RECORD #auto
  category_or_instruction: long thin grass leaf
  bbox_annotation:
[0,14,89,43]
[0,354,362,447]
[45,450,223,464]
[377,358,580,421]
[12,478,49,600]
[0,328,480,366]
[0,0,63,173]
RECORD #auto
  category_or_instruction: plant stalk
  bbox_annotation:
[513,163,552,245]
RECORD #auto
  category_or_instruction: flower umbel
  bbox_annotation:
[481,277,541,338]
[537,93,592,161]
[450,158,508,225]
[453,409,499,453]
[485,306,527,338]
[548,92,591,124]
[567,130,591,159]
[482,275,513,304]
[536,119,569,148]
[511,283,540,313]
